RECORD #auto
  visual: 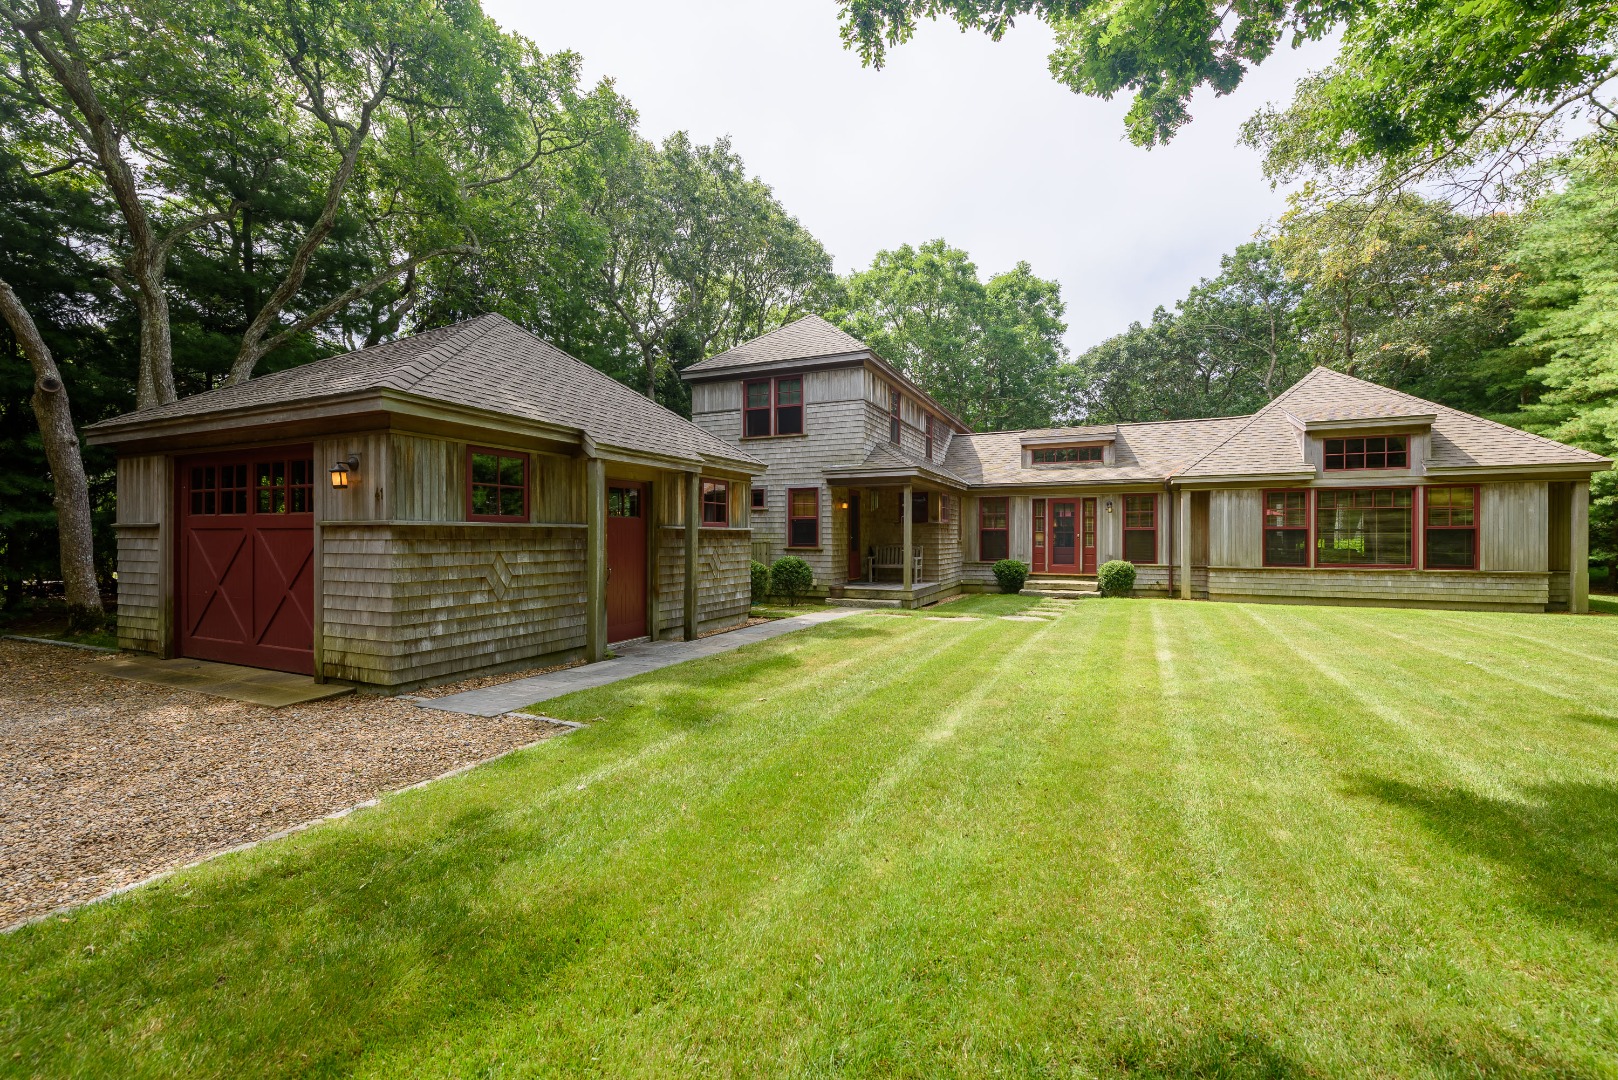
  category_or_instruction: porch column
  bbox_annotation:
[902,482,914,591]
[1571,479,1590,614]
[1178,488,1192,600]
[685,471,700,640]
[585,456,607,662]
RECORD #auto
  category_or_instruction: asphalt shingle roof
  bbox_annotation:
[88,314,761,469]
[826,441,969,486]
[944,417,1248,486]
[683,314,868,373]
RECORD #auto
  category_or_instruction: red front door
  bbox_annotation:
[1082,498,1098,574]
[847,490,863,580]
[607,481,648,642]
[1049,500,1078,573]
[178,448,315,674]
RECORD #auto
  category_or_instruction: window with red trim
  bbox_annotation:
[1324,435,1408,471]
[1123,494,1157,563]
[1424,486,1477,569]
[775,376,803,435]
[788,488,819,547]
[979,497,1009,561]
[889,387,901,445]
[1263,491,1309,566]
[467,447,528,521]
[925,414,934,459]
[1316,488,1412,566]
[744,379,773,437]
[701,479,729,526]
[751,485,767,510]
[744,376,804,437]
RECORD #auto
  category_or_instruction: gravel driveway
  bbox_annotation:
[0,640,570,926]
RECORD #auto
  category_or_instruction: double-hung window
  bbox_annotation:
[979,497,1009,561]
[743,376,804,437]
[467,447,528,522]
[1263,491,1310,566]
[889,388,902,445]
[788,488,819,547]
[1315,488,1413,566]
[701,479,730,527]
[1324,435,1408,471]
[1123,494,1157,563]
[925,414,934,460]
[744,379,773,437]
[1424,486,1477,569]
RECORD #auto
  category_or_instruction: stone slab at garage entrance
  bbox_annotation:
[98,653,355,707]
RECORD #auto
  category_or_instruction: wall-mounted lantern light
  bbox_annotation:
[1104,499,1115,514]
[838,498,850,510]
[330,454,359,490]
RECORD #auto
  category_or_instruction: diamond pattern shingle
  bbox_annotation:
[88,314,761,469]
[683,314,868,373]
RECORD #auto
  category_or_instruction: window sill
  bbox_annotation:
[785,546,822,552]
[740,433,808,441]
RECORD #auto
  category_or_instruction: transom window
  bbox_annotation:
[1425,486,1477,569]
[1263,491,1309,567]
[979,497,1009,561]
[743,376,804,437]
[788,487,819,547]
[1316,488,1412,566]
[467,447,528,522]
[1123,494,1157,563]
[1324,435,1408,471]
[701,479,730,526]
[1031,445,1104,465]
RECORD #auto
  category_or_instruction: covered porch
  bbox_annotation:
[822,459,966,608]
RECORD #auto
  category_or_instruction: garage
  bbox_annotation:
[177,447,316,674]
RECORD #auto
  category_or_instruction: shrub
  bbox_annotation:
[992,558,1030,594]
[1097,559,1136,597]
[749,561,772,603]
[769,556,814,605]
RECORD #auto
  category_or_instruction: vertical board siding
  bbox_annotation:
[1209,489,1264,568]
[317,431,392,522]
[1480,481,1548,572]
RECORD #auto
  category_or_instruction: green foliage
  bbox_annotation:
[769,556,814,605]
[750,560,772,603]
[833,240,1067,430]
[991,559,1029,594]
[1097,560,1136,598]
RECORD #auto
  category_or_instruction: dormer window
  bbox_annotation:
[1032,445,1104,465]
[1324,435,1408,471]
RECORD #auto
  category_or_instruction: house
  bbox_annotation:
[86,314,764,689]
[686,315,1610,613]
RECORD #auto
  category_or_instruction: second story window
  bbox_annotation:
[744,379,772,437]
[1325,435,1408,471]
[744,376,804,437]
[889,387,901,445]
[925,414,934,459]
[775,376,803,435]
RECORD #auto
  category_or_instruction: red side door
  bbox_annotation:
[607,481,648,642]
[1081,498,1098,574]
[1049,499,1078,573]
[178,449,315,674]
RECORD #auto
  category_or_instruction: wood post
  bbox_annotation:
[1179,488,1192,600]
[685,471,700,641]
[1572,479,1590,614]
[902,482,914,592]
[585,456,606,662]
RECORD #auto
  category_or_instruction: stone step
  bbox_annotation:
[1020,587,1100,599]
[826,597,904,609]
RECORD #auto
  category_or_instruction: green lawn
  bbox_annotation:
[6,598,1618,1077]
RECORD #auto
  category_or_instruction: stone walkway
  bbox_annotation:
[420,608,861,717]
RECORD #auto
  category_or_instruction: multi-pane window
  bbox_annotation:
[255,459,313,514]
[743,377,804,437]
[925,414,934,460]
[775,376,803,435]
[189,458,313,516]
[1123,494,1157,563]
[788,487,819,547]
[189,464,248,515]
[744,379,773,437]
[979,497,1009,561]
[1316,488,1412,566]
[701,479,730,526]
[1263,491,1310,567]
[1031,445,1104,464]
[467,447,528,521]
[1324,435,1408,471]
[608,485,641,518]
[889,387,902,445]
[1424,486,1477,569]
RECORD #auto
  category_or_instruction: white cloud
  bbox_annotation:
[484,0,1336,353]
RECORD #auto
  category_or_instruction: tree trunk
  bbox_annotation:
[0,276,104,615]
[643,343,658,403]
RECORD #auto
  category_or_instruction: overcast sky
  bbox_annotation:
[484,1,1337,355]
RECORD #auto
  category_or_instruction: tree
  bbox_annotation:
[835,240,1067,430]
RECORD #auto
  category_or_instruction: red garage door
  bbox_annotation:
[178,449,316,675]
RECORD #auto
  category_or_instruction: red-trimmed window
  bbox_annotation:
[1324,435,1408,471]
[1424,486,1478,569]
[751,485,767,510]
[889,387,902,445]
[1031,445,1104,465]
[1263,490,1310,567]
[1316,488,1412,566]
[788,487,819,547]
[979,497,1009,561]
[925,414,934,459]
[775,376,804,435]
[1123,494,1157,563]
[744,379,773,437]
[467,447,528,521]
[701,479,729,527]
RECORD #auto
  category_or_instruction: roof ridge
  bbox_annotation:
[393,313,508,393]
[1177,368,1327,475]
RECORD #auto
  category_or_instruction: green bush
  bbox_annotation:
[992,559,1030,594]
[1097,560,1136,597]
[749,561,772,603]
[769,556,814,605]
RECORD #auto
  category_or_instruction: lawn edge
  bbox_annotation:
[1,715,579,936]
